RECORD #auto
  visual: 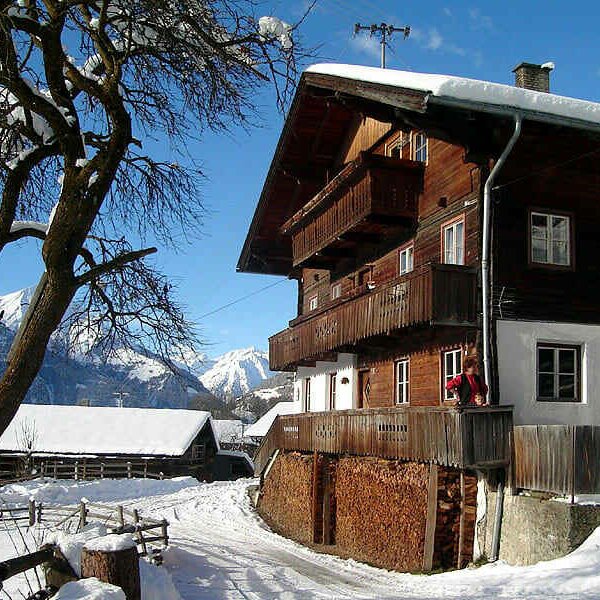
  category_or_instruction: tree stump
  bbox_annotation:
[81,537,140,600]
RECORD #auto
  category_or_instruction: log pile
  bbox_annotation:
[432,468,478,569]
[258,451,314,544]
[335,457,429,571]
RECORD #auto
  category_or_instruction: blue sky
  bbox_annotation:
[1,1,598,356]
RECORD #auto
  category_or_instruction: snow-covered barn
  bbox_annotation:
[0,404,252,482]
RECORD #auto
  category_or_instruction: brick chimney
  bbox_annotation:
[512,62,554,93]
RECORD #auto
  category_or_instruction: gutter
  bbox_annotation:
[482,114,522,404]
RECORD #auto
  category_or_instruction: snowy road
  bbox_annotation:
[2,477,600,599]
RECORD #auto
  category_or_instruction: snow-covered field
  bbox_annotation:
[2,477,600,599]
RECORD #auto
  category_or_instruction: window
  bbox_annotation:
[395,359,409,404]
[443,349,462,401]
[412,132,428,163]
[304,378,311,411]
[530,212,571,267]
[191,443,205,461]
[387,132,405,159]
[442,218,465,265]
[399,245,414,275]
[331,283,342,300]
[329,373,337,409]
[308,295,318,311]
[537,344,580,402]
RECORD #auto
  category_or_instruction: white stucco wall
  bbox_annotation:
[294,353,357,412]
[497,319,600,425]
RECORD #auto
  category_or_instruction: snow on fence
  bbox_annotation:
[0,499,169,559]
[39,459,166,481]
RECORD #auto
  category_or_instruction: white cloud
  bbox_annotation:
[427,28,443,51]
[350,33,381,60]
[411,26,466,56]
[443,7,453,17]
[468,8,493,30]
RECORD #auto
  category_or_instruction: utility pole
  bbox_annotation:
[354,22,410,69]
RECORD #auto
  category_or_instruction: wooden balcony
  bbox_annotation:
[269,263,477,372]
[280,152,424,269]
[254,405,513,475]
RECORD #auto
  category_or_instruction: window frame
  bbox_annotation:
[442,348,463,402]
[329,372,337,410]
[308,294,318,311]
[412,131,428,164]
[331,282,342,301]
[304,377,311,411]
[528,209,575,271]
[398,242,415,276]
[441,215,466,266]
[385,131,405,159]
[394,358,410,405]
[536,343,582,403]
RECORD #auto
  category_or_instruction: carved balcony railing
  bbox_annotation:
[280,152,424,269]
[269,263,477,372]
[254,405,513,475]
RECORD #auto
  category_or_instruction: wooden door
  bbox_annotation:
[357,370,370,409]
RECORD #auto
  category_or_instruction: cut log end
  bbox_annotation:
[81,545,140,600]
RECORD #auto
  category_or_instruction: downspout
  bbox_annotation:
[482,114,522,405]
[482,114,522,563]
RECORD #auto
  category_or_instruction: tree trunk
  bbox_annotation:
[0,271,76,435]
[81,545,141,600]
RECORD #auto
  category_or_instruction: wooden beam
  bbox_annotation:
[422,464,438,572]
[337,231,383,244]
[457,470,466,569]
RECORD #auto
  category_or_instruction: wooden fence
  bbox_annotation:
[513,425,600,496]
[254,405,513,475]
[38,459,166,481]
[0,498,169,558]
[269,263,477,371]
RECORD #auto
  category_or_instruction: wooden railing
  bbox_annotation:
[269,263,477,371]
[513,425,600,496]
[281,153,423,267]
[254,405,513,475]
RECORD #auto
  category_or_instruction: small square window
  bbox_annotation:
[412,132,428,163]
[331,283,342,300]
[536,344,580,402]
[530,212,572,267]
[399,245,414,275]
[308,295,318,311]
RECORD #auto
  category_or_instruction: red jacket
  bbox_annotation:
[446,373,488,405]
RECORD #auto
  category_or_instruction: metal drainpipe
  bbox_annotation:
[482,114,522,405]
[483,114,522,563]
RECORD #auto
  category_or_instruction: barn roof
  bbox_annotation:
[0,404,215,457]
[237,63,600,276]
[244,402,297,438]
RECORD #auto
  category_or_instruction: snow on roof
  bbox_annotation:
[306,63,600,128]
[212,420,244,443]
[0,404,212,457]
[244,402,298,438]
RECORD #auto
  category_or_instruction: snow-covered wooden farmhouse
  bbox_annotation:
[0,404,253,481]
[238,62,600,570]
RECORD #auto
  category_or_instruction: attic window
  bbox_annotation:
[412,132,428,163]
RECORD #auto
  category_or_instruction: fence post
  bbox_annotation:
[161,519,169,547]
[101,462,105,479]
[144,462,148,479]
[133,509,147,556]
[53,461,57,480]
[28,498,36,526]
[37,502,43,524]
[159,472,164,481]
[74,461,79,481]
[79,500,87,531]
[117,505,125,531]
[127,462,132,479]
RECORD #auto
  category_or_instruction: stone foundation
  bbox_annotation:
[480,490,600,565]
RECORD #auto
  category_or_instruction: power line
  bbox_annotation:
[197,278,289,320]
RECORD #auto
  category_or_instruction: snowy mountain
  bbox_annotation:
[0,287,280,417]
[197,348,272,399]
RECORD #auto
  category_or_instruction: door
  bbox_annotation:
[357,370,371,409]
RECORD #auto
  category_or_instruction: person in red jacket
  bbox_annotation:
[445,355,489,406]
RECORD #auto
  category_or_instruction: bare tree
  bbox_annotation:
[15,417,38,478]
[0,0,306,434]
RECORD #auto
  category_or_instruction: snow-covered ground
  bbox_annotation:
[2,477,600,599]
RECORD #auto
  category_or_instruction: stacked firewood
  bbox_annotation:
[335,457,429,571]
[258,451,314,544]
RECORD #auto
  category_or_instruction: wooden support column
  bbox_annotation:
[456,471,466,569]
[81,544,140,600]
[422,464,438,571]
[322,456,332,545]
[311,451,324,544]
